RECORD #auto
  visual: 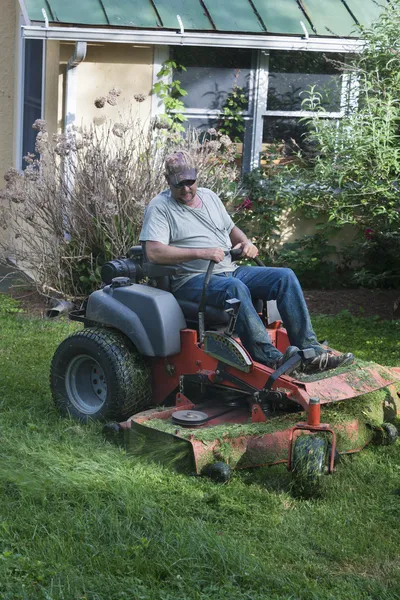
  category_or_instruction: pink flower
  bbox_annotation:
[235,197,253,212]
[365,228,374,240]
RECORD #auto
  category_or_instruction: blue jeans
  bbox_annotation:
[174,266,321,366]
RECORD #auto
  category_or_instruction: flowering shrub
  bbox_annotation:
[0,93,240,299]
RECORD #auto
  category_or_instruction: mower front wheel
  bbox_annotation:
[291,435,328,498]
[50,327,152,422]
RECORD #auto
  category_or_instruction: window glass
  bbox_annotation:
[22,39,43,166]
[267,51,343,112]
[183,116,246,143]
[263,116,312,155]
[183,117,219,132]
[172,47,252,111]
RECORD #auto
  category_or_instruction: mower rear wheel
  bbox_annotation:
[291,435,328,497]
[50,327,151,422]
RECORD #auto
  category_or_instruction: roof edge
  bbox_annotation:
[22,24,364,52]
[17,0,31,25]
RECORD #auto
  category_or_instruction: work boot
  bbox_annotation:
[263,346,300,372]
[276,345,301,368]
[302,351,354,374]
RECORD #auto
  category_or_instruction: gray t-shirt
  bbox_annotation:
[139,187,236,291]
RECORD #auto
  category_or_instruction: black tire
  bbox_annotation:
[291,435,328,498]
[50,327,152,422]
[381,422,398,445]
[201,462,233,483]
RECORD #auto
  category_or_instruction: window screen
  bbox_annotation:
[22,39,43,167]
[267,51,343,112]
[172,47,252,111]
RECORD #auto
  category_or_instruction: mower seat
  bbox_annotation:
[177,299,229,325]
[138,244,281,327]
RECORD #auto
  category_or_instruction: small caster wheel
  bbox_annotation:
[103,422,123,445]
[201,462,233,483]
[381,422,398,445]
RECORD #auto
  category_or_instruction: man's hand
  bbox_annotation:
[199,248,226,263]
[233,241,259,259]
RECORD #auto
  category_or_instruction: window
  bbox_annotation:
[267,51,343,112]
[21,39,44,168]
[261,51,346,160]
[171,47,254,144]
[157,46,357,170]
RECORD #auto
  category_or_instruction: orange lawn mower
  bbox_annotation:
[50,247,400,494]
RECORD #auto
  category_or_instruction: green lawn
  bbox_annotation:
[0,295,400,600]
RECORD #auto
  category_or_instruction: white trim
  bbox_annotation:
[178,107,252,116]
[241,50,257,172]
[251,50,269,169]
[262,110,343,118]
[41,38,46,119]
[22,24,364,53]
[182,113,253,121]
[17,0,31,26]
[15,14,25,169]
[151,45,169,118]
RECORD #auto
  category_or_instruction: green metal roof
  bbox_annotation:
[24,0,388,36]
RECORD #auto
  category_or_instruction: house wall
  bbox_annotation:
[44,40,61,135]
[59,42,153,127]
[0,0,19,252]
[0,0,18,183]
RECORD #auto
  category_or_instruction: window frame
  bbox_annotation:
[17,35,45,170]
[154,47,359,172]
[254,50,359,167]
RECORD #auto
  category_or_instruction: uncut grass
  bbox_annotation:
[0,298,400,599]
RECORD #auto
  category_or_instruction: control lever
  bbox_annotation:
[263,348,316,391]
[224,298,241,336]
[198,248,266,343]
[230,247,265,267]
[198,260,216,343]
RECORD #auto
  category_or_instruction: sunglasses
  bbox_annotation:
[171,179,197,189]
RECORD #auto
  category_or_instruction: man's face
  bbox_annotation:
[167,175,198,204]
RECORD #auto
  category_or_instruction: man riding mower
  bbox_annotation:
[50,151,400,491]
[50,244,400,490]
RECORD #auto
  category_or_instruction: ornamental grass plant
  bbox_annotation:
[0,95,240,299]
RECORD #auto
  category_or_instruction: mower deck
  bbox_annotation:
[119,378,400,474]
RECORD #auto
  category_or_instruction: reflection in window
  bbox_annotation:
[172,47,252,111]
[267,51,343,112]
[263,117,313,156]
[22,39,43,167]
[182,117,219,132]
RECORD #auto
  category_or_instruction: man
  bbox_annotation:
[139,150,354,373]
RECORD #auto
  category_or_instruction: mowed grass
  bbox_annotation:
[0,296,400,600]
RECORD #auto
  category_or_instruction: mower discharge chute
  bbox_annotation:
[50,246,400,492]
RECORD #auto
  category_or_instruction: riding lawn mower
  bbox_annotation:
[50,247,400,493]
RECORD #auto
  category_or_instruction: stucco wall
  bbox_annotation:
[44,40,61,135]
[59,42,153,127]
[0,0,17,182]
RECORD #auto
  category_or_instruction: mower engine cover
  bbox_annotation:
[86,282,186,356]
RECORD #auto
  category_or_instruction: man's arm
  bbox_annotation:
[229,226,259,259]
[145,241,225,264]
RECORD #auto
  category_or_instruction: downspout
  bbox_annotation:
[64,41,87,131]
[63,42,87,241]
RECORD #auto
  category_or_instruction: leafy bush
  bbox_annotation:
[233,168,288,256]
[243,2,400,288]
[271,233,341,289]
[0,96,241,299]
[344,229,400,288]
